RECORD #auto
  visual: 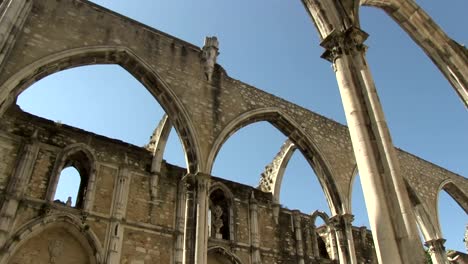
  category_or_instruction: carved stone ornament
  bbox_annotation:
[48,239,64,264]
[212,205,224,239]
[320,27,369,63]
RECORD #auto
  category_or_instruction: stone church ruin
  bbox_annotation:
[0,0,466,263]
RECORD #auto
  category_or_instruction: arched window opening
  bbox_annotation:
[438,188,467,252]
[351,174,370,228]
[16,65,186,167]
[316,233,330,259]
[53,151,91,208]
[54,167,81,207]
[281,151,330,214]
[209,188,230,240]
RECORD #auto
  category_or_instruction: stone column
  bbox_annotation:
[425,239,449,264]
[194,173,210,264]
[310,223,320,259]
[340,214,357,264]
[328,225,338,260]
[303,219,314,262]
[330,215,350,264]
[0,136,39,248]
[320,26,424,264]
[183,174,196,264]
[249,193,261,264]
[292,210,305,264]
[106,165,131,264]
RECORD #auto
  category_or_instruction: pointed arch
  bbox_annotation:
[1,214,104,264]
[207,107,343,215]
[360,0,468,107]
[46,143,97,211]
[207,246,243,264]
[0,45,201,173]
[311,210,331,226]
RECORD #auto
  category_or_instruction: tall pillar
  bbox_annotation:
[301,1,425,262]
[0,135,39,248]
[292,210,305,264]
[194,173,210,264]
[249,193,261,264]
[330,214,357,264]
[319,27,425,263]
[425,239,449,264]
[327,225,339,261]
[106,165,131,263]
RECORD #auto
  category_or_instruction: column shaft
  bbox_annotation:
[249,193,261,264]
[194,173,210,264]
[321,27,424,264]
[425,239,449,264]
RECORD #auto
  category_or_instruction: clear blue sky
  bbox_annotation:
[17,0,467,252]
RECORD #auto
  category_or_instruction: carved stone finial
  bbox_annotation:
[202,36,219,81]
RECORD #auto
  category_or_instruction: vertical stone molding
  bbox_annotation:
[0,0,32,72]
[194,172,210,264]
[202,36,219,82]
[106,164,131,263]
[183,174,196,264]
[174,178,187,264]
[302,218,314,262]
[292,210,305,264]
[425,238,449,264]
[0,136,39,248]
[249,192,261,264]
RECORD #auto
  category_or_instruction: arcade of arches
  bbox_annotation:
[0,0,466,264]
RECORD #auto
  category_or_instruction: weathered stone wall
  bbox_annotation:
[0,107,380,263]
[0,0,465,263]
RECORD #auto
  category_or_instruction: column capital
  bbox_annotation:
[195,172,211,192]
[181,173,196,192]
[424,238,446,253]
[320,27,369,63]
[329,213,355,230]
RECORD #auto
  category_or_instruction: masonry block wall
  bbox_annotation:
[0,107,378,263]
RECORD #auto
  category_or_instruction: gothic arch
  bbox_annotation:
[435,179,468,235]
[360,0,468,107]
[207,246,243,264]
[311,210,331,226]
[207,108,344,215]
[1,214,104,264]
[0,46,201,173]
[45,143,97,212]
